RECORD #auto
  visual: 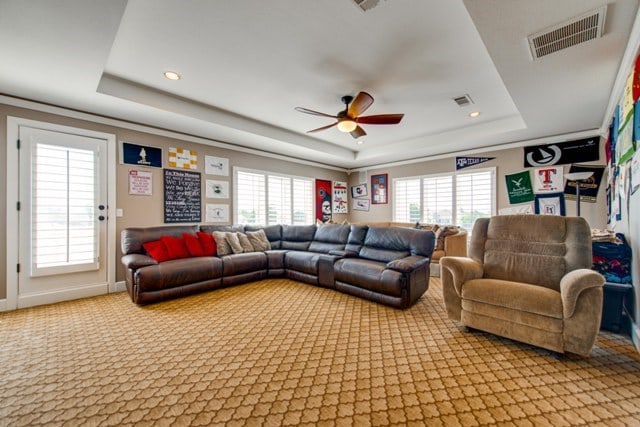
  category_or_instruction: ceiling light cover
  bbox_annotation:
[163,71,181,80]
[469,111,481,118]
[337,120,357,133]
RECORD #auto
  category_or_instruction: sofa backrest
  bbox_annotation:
[308,224,350,253]
[121,225,199,255]
[281,224,317,251]
[358,226,435,263]
[469,215,593,290]
[199,224,245,234]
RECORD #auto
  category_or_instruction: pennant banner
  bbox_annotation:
[564,164,605,203]
[456,156,495,170]
[122,142,162,168]
[523,137,599,167]
[533,166,563,193]
[505,170,534,204]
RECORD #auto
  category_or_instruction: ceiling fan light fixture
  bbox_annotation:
[469,111,481,118]
[337,119,357,133]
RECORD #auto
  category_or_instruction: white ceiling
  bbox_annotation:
[0,0,638,170]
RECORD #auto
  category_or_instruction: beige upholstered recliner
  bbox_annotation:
[441,215,605,357]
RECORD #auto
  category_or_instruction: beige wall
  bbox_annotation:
[347,144,609,229]
[0,103,348,297]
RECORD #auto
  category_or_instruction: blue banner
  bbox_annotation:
[456,156,495,170]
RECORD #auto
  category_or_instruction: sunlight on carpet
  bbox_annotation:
[1,278,639,426]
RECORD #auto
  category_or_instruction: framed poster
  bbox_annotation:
[128,170,153,195]
[333,181,348,213]
[205,155,229,176]
[121,142,162,168]
[534,192,566,216]
[371,174,388,204]
[351,183,368,198]
[353,198,370,211]
[315,179,332,222]
[206,204,229,223]
[164,169,201,223]
[168,147,197,170]
[206,179,229,198]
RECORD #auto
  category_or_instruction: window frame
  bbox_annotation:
[233,166,314,225]
[392,167,496,227]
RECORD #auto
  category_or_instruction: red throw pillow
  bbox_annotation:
[197,231,217,256]
[142,239,171,262]
[182,233,205,256]
[160,235,189,260]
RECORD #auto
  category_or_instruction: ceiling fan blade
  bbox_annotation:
[350,126,367,139]
[307,122,338,133]
[295,107,337,118]
[348,92,374,117]
[356,113,404,125]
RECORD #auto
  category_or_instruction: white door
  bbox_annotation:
[17,126,109,307]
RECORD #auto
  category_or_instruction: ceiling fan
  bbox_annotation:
[295,91,404,139]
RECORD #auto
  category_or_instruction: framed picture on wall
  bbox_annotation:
[371,174,388,204]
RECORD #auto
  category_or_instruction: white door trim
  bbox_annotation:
[5,116,117,310]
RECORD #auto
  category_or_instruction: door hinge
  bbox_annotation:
[16,201,21,211]
[17,263,20,273]
[17,139,20,149]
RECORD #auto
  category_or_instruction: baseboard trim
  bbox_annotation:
[0,298,6,312]
[110,281,126,293]
[631,320,640,354]
[17,284,108,309]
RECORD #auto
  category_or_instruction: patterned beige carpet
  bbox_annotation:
[1,278,639,426]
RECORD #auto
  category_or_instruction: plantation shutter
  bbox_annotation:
[236,170,266,224]
[423,175,453,224]
[292,178,313,224]
[267,175,292,225]
[455,169,494,230]
[32,143,98,274]
[394,178,421,223]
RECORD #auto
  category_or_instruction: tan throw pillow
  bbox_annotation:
[246,229,271,251]
[435,226,459,251]
[226,232,244,254]
[237,232,254,253]
[212,231,232,256]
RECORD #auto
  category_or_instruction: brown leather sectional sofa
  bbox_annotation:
[121,223,436,308]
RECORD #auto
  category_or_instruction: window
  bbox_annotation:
[393,168,495,228]
[235,168,314,225]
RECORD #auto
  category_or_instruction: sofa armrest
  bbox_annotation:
[444,230,467,257]
[440,256,483,295]
[121,254,157,269]
[386,256,430,273]
[560,269,605,318]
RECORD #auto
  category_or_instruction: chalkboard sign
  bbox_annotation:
[164,169,201,223]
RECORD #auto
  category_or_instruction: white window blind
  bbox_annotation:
[32,143,97,272]
[236,170,266,225]
[235,168,313,225]
[423,175,453,224]
[456,170,493,230]
[292,178,313,224]
[394,178,421,223]
[393,168,495,229]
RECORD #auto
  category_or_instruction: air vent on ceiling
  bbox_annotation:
[352,0,382,12]
[453,94,474,107]
[527,6,607,60]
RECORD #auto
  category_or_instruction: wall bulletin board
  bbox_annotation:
[164,169,201,223]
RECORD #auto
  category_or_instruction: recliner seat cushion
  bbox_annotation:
[284,251,321,275]
[136,257,223,292]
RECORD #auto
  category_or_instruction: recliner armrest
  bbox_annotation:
[121,254,157,269]
[440,256,484,295]
[560,269,605,318]
[386,256,430,273]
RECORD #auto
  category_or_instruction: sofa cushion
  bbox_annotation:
[346,225,368,253]
[212,231,233,256]
[182,233,205,257]
[462,278,563,319]
[359,227,411,262]
[142,239,171,263]
[246,225,282,249]
[246,229,271,251]
[237,232,255,253]
[281,225,316,251]
[197,232,217,256]
[435,226,459,251]
[308,224,350,253]
[161,236,190,260]
[222,252,268,276]
[136,257,223,293]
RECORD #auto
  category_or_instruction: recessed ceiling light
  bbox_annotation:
[469,111,481,118]
[357,140,364,145]
[163,71,181,81]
